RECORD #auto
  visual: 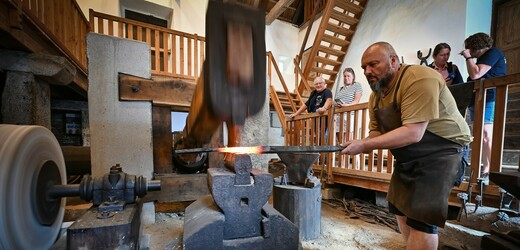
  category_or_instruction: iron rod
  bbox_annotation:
[173,145,345,154]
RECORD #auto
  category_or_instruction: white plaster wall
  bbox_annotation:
[76,0,120,19]
[171,0,207,35]
[338,0,467,103]
[266,20,300,91]
[87,33,153,179]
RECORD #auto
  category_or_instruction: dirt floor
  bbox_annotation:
[142,200,406,250]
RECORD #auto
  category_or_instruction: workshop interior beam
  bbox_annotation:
[265,0,296,25]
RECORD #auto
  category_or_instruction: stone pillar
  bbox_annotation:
[87,33,153,179]
[2,72,50,128]
[0,49,75,129]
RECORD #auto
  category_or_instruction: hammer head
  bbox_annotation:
[205,1,266,126]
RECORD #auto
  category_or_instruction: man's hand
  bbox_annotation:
[288,113,296,119]
[341,140,366,155]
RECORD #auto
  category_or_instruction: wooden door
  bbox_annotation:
[494,0,520,75]
[493,0,520,156]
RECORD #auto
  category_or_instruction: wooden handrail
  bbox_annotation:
[90,9,205,80]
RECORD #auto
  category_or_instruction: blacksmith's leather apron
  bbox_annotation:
[377,66,462,227]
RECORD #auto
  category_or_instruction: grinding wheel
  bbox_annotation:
[0,125,66,249]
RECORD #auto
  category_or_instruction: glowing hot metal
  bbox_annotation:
[174,145,345,155]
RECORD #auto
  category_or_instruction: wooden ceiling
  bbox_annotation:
[224,0,307,26]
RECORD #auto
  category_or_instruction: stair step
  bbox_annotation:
[315,56,342,67]
[334,0,365,16]
[318,45,346,57]
[330,9,359,26]
[504,135,520,149]
[322,34,350,47]
[507,98,520,108]
[326,22,355,38]
[311,66,338,76]
[308,75,335,86]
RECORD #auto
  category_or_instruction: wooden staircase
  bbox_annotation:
[270,90,305,114]
[298,0,368,95]
[269,0,368,126]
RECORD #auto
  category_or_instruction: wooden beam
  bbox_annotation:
[265,0,296,25]
[253,0,262,8]
[153,106,173,174]
[118,73,196,111]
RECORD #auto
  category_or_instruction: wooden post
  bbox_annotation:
[152,105,173,174]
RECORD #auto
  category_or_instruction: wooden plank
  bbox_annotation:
[329,9,359,26]
[37,0,43,19]
[199,39,205,77]
[152,106,173,174]
[187,37,192,76]
[97,15,103,34]
[171,34,177,74]
[335,0,364,16]
[490,86,508,172]
[322,34,350,47]
[118,21,123,38]
[326,22,354,37]
[137,25,142,41]
[44,0,54,31]
[314,55,342,67]
[129,24,135,39]
[311,66,337,76]
[179,37,185,75]
[145,27,151,45]
[118,73,196,109]
[162,32,168,72]
[266,0,296,25]
[154,30,160,71]
[318,45,345,57]
[194,35,199,77]
[107,20,113,35]
[326,172,391,193]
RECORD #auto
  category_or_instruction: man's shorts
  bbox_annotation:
[388,202,438,234]
[469,101,495,124]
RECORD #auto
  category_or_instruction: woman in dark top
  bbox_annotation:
[460,32,507,177]
[428,43,464,85]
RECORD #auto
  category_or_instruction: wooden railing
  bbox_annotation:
[286,73,520,200]
[17,0,89,75]
[285,103,394,189]
[90,9,205,80]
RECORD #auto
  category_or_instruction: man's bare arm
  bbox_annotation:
[342,121,428,155]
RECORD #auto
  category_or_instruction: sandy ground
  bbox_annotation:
[142,201,406,250]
